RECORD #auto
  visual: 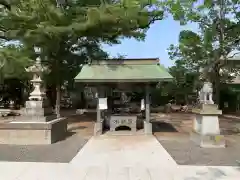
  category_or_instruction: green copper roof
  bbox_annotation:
[220,56,240,67]
[75,59,173,83]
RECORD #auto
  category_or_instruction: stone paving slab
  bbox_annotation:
[1,163,238,180]
[1,162,239,180]
[70,134,177,168]
[15,163,87,180]
[174,166,240,180]
[0,162,33,180]
[12,164,175,180]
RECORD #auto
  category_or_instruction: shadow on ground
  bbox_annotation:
[152,121,178,133]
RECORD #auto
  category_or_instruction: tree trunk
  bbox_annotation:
[80,90,86,109]
[55,84,61,118]
[54,58,61,118]
[184,94,188,105]
[213,66,221,105]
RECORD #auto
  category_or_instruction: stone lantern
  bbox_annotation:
[0,47,67,145]
[25,47,49,101]
[23,46,52,119]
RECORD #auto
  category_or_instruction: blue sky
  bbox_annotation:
[102,16,199,67]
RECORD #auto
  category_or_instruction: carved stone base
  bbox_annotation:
[192,104,222,115]
[19,100,54,122]
[192,103,224,148]
[191,132,225,148]
[109,115,137,132]
[24,100,52,116]
[144,121,152,135]
[193,114,221,135]
[0,118,67,145]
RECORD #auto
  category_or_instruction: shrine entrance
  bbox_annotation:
[74,58,173,135]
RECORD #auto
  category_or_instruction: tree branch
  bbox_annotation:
[0,0,11,10]
[228,52,240,59]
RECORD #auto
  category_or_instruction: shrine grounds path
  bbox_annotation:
[0,134,239,180]
[0,114,240,180]
[0,112,240,166]
[0,111,239,179]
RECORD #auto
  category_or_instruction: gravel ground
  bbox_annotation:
[0,133,89,163]
[0,111,239,165]
[0,114,94,163]
[157,135,240,166]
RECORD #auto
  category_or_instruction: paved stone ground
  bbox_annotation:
[1,135,239,180]
[1,111,240,167]
[0,114,94,163]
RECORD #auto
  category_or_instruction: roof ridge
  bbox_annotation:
[90,58,160,65]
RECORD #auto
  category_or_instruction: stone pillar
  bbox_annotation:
[144,84,152,134]
[191,104,225,148]
[94,88,103,135]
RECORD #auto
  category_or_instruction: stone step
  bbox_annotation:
[105,130,144,136]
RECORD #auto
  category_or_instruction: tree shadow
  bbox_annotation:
[68,125,87,131]
[64,131,76,139]
[67,112,96,123]
[54,131,76,143]
[152,121,178,133]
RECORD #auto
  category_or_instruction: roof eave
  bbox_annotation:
[74,78,173,83]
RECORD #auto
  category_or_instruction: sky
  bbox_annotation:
[102,16,199,67]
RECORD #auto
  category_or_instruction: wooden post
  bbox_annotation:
[96,91,101,123]
[144,84,152,134]
[145,84,150,123]
[94,88,103,135]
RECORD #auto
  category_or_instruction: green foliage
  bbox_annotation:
[1,0,164,45]
[167,0,240,104]
[1,0,164,77]
[0,0,165,111]
[0,44,31,80]
[159,59,199,103]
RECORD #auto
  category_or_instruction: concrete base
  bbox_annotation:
[94,122,103,136]
[192,104,225,148]
[191,131,226,148]
[0,109,12,117]
[24,100,52,116]
[144,121,152,135]
[0,118,67,145]
[193,114,220,135]
[12,114,57,122]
